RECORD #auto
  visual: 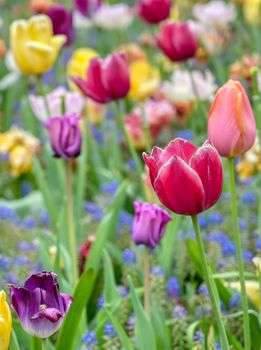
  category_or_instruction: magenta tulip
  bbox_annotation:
[71,53,130,103]
[157,21,198,62]
[143,138,223,216]
[132,201,172,248]
[74,0,102,16]
[47,5,74,46]
[208,80,256,157]
[137,0,171,24]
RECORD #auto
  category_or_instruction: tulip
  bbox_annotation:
[74,0,102,16]
[92,4,133,30]
[157,21,198,62]
[208,80,256,157]
[72,53,130,103]
[128,59,160,100]
[137,0,171,24]
[143,138,223,215]
[47,5,74,46]
[10,15,66,75]
[0,291,12,350]
[29,87,85,122]
[10,271,72,338]
[45,113,82,159]
[132,201,172,248]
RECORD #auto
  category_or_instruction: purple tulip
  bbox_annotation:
[74,0,102,16]
[47,5,74,46]
[132,201,172,248]
[10,271,72,338]
[45,113,82,160]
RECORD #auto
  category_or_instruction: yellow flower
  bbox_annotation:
[84,99,105,124]
[66,48,99,89]
[0,291,12,350]
[10,15,66,75]
[9,145,33,177]
[128,59,160,100]
[228,281,260,309]
[243,0,261,25]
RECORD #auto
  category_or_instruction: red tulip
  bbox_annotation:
[71,53,130,103]
[137,0,171,24]
[143,138,223,216]
[157,21,198,62]
[208,80,256,157]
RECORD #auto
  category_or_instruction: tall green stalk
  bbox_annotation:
[143,247,151,316]
[191,215,229,350]
[65,160,78,287]
[227,157,251,350]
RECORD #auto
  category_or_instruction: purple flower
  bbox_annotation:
[45,113,82,160]
[74,0,102,16]
[10,271,72,338]
[47,5,74,46]
[132,201,172,249]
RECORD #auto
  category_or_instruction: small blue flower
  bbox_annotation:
[243,250,253,263]
[255,238,261,250]
[127,158,136,170]
[198,284,209,297]
[118,211,133,228]
[23,216,37,230]
[0,255,10,270]
[81,331,97,345]
[175,129,194,141]
[122,248,136,265]
[238,218,248,230]
[117,285,128,298]
[20,181,32,197]
[12,256,31,266]
[97,295,105,309]
[242,191,256,204]
[198,215,208,229]
[0,152,9,161]
[208,212,224,225]
[103,322,117,338]
[167,276,180,298]
[150,266,165,276]
[84,202,104,221]
[40,211,50,226]
[194,331,204,343]
[91,125,104,145]
[230,293,242,308]
[100,181,119,195]
[172,305,188,318]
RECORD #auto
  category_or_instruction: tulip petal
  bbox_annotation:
[142,152,159,186]
[31,307,64,323]
[190,143,223,210]
[154,155,205,215]
[158,138,197,167]
[24,271,58,292]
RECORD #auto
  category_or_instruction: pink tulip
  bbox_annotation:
[143,138,223,215]
[137,0,171,24]
[157,21,198,62]
[71,53,130,103]
[208,80,256,157]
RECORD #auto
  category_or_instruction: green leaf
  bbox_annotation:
[104,308,135,350]
[55,268,95,350]
[249,311,261,350]
[129,277,156,350]
[151,303,171,350]
[103,249,120,305]
[9,330,20,350]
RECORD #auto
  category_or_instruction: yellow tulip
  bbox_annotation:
[0,291,12,350]
[228,281,260,309]
[10,15,66,75]
[9,145,33,177]
[243,0,261,25]
[66,48,99,90]
[128,59,160,100]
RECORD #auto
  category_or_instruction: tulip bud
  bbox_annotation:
[138,0,171,24]
[143,138,223,216]
[132,201,172,248]
[10,272,72,338]
[72,53,130,103]
[208,80,256,157]
[45,113,82,159]
[157,21,198,62]
[0,291,12,350]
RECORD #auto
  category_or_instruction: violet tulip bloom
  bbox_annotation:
[45,113,82,159]
[47,5,74,46]
[74,0,102,16]
[208,80,256,157]
[137,0,171,24]
[157,22,198,62]
[10,272,72,338]
[71,53,130,103]
[143,138,223,216]
[132,201,172,248]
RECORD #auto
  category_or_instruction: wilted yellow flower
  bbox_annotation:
[228,281,260,309]
[66,48,99,89]
[10,15,66,75]
[128,59,160,100]
[0,128,39,177]
[0,291,12,350]
[236,137,261,179]
[243,0,261,25]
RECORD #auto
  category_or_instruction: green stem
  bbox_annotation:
[191,215,229,350]
[143,246,151,316]
[65,160,78,287]
[227,157,251,350]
